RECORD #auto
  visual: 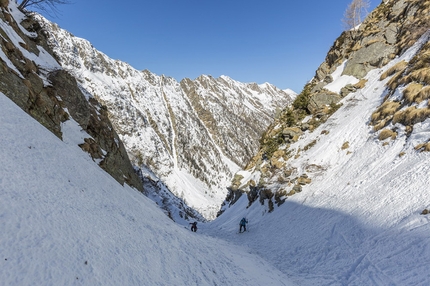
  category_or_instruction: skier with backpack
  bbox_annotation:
[239,217,248,233]
[190,221,197,232]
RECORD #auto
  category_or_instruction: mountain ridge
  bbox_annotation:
[35,15,295,218]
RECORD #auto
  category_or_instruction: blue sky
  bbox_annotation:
[40,0,379,93]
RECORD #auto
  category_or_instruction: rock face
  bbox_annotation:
[35,15,295,219]
[221,0,430,213]
[343,41,396,78]
[0,3,143,192]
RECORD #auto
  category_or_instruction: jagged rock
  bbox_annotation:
[226,0,430,216]
[284,168,296,177]
[259,189,274,202]
[391,0,409,18]
[216,188,244,217]
[311,82,326,94]
[300,123,310,131]
[48,70,90,128]
[0,56,66,137]
[36,13,295,218]
[47,70,143,191]
[79,138,103,159]
[315,62,330,82]
[297,176,311,185]
[247,186,259,206]
[415,142,430,152]
[324,74,333,84]
[270,150,286,169]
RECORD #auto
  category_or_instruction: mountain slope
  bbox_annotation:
[211,30,430,286]
[0,91,292,285]
[223,0,430,212]
[213,0,430,284]
[0,0,142,192]
[34,16,295,219]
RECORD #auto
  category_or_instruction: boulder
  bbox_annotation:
[384,23,399,45]
[340,84,357,97]
[343,42,396,78]
[308,92,342,113]
[292,184,302,193]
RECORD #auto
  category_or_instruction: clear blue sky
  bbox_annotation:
[39,0,379,93]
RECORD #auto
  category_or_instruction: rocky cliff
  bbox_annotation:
[0,1,143,192]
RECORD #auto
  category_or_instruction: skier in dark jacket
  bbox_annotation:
[239,217,248,233]
[190,221,197,232]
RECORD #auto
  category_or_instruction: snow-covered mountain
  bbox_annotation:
[2,0,430,284]
[0,0,144,192]
[34,17,295,219]
[0,90,293,285]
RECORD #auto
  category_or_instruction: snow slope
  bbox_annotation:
[207,33,430,285]
[0,92,292,285]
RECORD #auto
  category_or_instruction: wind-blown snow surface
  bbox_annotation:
[0,93,292,285]
[207,35,430,285]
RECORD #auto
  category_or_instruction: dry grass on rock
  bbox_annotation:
[380,61,408,81]
[371,101,401,130]
[393,106,430,126]
[378,129,397,141]
[403,82,423,104]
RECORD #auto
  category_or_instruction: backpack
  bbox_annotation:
[240,218,247,226]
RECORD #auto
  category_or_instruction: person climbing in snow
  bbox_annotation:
[190,221,197,232]
[239,217,248,233]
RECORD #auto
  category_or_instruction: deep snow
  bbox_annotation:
[0,93,292,285]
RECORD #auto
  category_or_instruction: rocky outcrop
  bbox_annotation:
[223,0,430,214]
[315,0,412,83]
[0,3,143,192]
[368,0,430,145]
[343,42,396,78]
